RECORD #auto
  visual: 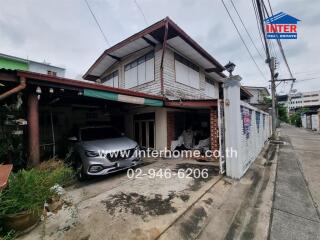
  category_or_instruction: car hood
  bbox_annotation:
[81,137,138,152]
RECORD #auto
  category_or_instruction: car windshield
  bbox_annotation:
[80,127,122,141]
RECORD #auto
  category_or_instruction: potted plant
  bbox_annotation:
[0,165,74,233]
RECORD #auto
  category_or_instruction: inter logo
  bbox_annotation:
[264,12,300,40]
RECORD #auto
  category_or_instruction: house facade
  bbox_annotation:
[0,17,271,179]
[82,17,226,152]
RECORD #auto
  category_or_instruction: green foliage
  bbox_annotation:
[0,100,26,169]
[278,104,289,123]
[0,165,74,216]
[263,96,272,105]
[0,229,15,240]
[289,108,308,127]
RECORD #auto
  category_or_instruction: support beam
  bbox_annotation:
[160,21,169,95]
[27,93,40,166]
[107,54,121,61]
[142,36,156,47]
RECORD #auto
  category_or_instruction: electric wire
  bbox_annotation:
[84,0,110,46]
[230,0,265,61]
[133,0,148,26]
[221,0,267,81]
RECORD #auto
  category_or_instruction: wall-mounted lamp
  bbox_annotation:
[224,61,236,77]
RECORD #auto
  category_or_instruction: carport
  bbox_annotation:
[0,69,164,166]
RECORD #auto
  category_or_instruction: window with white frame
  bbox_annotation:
[124,51,154,88]
[205,77,218,98]
[175,53,200,89]
[102,71,119,87]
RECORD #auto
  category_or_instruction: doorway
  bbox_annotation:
[134,113,155,149]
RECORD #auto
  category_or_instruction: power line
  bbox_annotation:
[133,0,148,26]
[252,0,267,54]
[221,0,267,81]
[229,0,265,61]
[262,0,293,79]
[84,0,110,46]
[262,0,295,105]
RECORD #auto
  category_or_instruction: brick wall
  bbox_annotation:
[210,109,219,153]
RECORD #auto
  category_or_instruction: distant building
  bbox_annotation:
[278,90,320,112]
[243,86,270,104]
[0,53,65,77]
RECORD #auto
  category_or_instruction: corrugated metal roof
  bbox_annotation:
[83,17,226,80]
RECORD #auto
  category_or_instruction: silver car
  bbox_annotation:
[69,126,141,180]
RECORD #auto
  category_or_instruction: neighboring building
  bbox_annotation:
[0,53,65,77]
[277,94,288,106]
[243,86,270,104]
[278,90,320,112]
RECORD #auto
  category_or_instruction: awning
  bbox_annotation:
[84,89,163,107]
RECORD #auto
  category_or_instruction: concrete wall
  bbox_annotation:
[224,76,271,179]
[238,101,271,176]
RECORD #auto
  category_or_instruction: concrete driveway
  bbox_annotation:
[19,159,221,240]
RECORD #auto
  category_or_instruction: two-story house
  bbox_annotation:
[82,17,227,153]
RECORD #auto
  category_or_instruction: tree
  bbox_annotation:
[278,103,289,123]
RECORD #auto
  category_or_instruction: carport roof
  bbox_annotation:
[15,70,164,100]
[0,69,164,105]
[83,17,226,81]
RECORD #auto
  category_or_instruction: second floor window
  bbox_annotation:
[102,71,119,87]
[175,53,200,89]
[47,70,57,76]
[124,51,155,88]
[205,77,218,98]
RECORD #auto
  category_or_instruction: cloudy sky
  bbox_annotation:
[1,0,319,94]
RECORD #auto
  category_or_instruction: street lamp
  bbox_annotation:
[224,61,236,76]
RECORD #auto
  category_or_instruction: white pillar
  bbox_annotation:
[223,75,243,179]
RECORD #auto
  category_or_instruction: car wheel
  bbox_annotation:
[75,159,88,181]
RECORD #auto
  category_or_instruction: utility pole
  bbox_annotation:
[270,57,277,132]
[255,0,277,137]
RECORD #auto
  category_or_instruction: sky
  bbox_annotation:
[1,0,319,94]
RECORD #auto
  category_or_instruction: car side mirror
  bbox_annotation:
[68,136,78,142]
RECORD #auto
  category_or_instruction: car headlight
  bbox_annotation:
[85,150,100,157]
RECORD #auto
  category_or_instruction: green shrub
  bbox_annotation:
[0,165,74,216]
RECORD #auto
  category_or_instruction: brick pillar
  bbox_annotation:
[27,93,40,167]
[210,109,219,154]
[167,112,175,149]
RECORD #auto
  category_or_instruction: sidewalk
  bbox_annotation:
[269,124,320,239]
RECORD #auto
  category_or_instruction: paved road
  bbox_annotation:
[270,124,320,240]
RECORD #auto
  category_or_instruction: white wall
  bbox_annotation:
[224,76,271,179]
[238,101,271,176]
[28,62,65,77]
[311,114,319,131]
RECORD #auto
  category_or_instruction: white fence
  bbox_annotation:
[238,101,271,176]
[301,114,319,131]
[223,76,271,179]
